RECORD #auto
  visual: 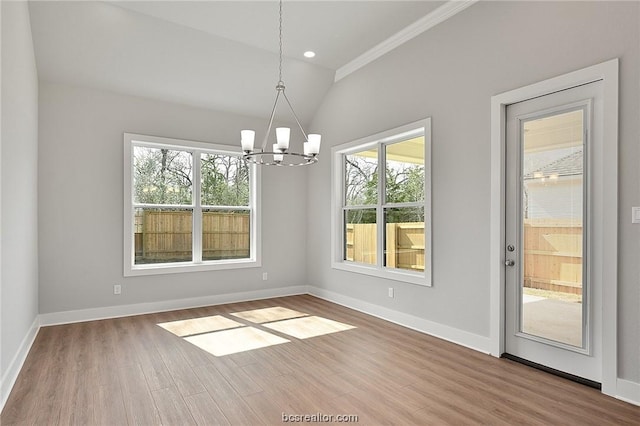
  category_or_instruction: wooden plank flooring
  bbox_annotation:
[1,295,638,425]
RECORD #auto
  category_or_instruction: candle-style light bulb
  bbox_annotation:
[308,134,321,155]
[240,130,255,152]
[276,127,290,151]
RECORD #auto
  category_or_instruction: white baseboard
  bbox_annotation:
[616,378,640,406]
[308,286,492,354]
[1,315,40,411]
[39,285,308,326]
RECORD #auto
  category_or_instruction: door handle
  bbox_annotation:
[505,259,515,267]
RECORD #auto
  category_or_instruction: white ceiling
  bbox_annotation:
[28,1,452,125]
[113,1,445,71]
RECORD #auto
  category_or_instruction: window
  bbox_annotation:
[124,133,260,276]
[331,119,432,286]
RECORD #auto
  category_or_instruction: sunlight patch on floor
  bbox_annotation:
[263,315,356,339]
[162,307,356,357]
[157,315,244,337]
[184,326,290,356]
[230,306,307,323]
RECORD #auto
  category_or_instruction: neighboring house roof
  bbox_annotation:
[524,149,583,180]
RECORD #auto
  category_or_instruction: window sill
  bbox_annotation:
[124,258,261,277]
[331,261,431,287]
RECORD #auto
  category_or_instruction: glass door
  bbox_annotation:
[520,108,586,348]
[505,81,602,383]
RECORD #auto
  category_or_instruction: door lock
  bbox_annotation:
[505,259,515,267]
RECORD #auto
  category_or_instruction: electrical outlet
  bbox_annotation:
[632,207,640,224]
[388,287,394,298]
[114,284,122,295]
[262,272,268,281]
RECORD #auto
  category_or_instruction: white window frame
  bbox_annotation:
[331,118,432,286]
[124,133,261,276]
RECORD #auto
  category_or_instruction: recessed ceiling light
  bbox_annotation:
[303,51,316,58]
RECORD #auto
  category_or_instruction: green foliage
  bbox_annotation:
[345,209,377,225]
[201,154,249,206]
[133,147,249,207]
[385,207,424,224]
[386,165,424,204]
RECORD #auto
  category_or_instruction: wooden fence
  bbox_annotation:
[135,210,249,263]
[345,222,425,272]
[346,219,582,293]
[135,212,582,293]
[523,219,583,294]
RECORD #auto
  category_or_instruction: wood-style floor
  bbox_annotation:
[1,295,638,425]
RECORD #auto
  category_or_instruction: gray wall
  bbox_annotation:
[307,1,639,382]
[38,82,307,314]
[1,0,39,380]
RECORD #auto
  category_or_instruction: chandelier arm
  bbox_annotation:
[261,89,283,151]
[281,90,309,142]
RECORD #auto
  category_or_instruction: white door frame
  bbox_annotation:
[489,59,619,396]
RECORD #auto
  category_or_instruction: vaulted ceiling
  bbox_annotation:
[28,1,462,125]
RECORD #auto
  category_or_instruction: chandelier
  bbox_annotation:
[240,0,321,166]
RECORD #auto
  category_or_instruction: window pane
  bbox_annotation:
[344,209,376,265]
[384,207,424,272]
[345,148,378,206]
[133,146,193,204]
[521,109,584,347]
[134,208,192,264]
[201,154,250,206]
[385,137,424,203]
[202,210,250,261]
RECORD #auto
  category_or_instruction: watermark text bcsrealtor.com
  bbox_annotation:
[282,412,359,423]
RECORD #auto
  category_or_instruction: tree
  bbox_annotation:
[201,154,249,207]
[133,148,249,207]
[344,153,424,224]
[385,162,424,223]
[133,147,193,205]
[345,155,378,223]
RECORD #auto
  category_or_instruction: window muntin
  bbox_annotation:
[332,119,431,286]
[125,134,259,276]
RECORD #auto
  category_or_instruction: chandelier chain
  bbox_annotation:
[278,0,283,83]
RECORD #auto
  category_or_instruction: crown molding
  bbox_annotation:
[335,0,478,82]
